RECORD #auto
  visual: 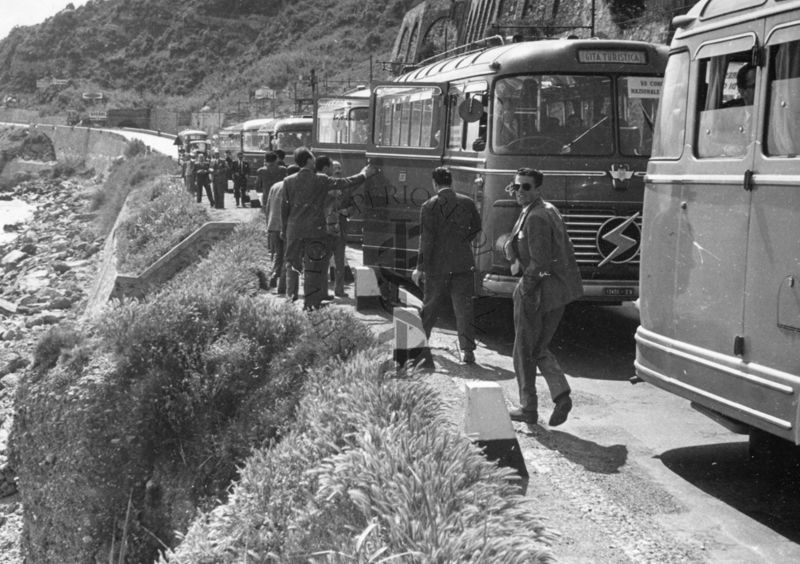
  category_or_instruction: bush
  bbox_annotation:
[114,179,209,273]
[161,352,555,563]
[91,153,178,236]
[123,138,147,158]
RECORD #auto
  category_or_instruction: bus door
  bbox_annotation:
[314,95,371,240]
[745,22,800,441]
[363,82,447,278]
[442,80,489,291]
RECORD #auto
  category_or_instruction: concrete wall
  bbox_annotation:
[31,124,129,173]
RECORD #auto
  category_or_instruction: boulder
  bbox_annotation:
[1,250,27,267]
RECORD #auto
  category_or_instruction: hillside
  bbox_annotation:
[0,0,412,112]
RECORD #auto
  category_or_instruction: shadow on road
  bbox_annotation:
[659,442,800,543]
[527,425,628,474]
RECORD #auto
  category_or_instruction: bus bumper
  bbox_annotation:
[481,274,638,302]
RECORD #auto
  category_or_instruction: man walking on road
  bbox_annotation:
[411,167,482,366]
[504,168,582,426]
[281,147,377,311]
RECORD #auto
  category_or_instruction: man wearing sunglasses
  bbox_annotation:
[503,168,582,426]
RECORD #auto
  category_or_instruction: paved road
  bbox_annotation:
[119,131,800,562]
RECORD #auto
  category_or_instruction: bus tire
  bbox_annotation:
[473,296,513,338]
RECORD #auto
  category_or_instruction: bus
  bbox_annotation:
[635,0,800,452]
[176,128,210,156]
[273,116,313,164]
[216,122,244,155]
[242,117,277,189]
[360,37,667,305]
[313,86,370,240]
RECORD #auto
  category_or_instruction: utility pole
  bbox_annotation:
[591,0,596,37]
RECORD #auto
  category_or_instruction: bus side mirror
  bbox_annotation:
[458,98,484,123]
[472,138,486,151]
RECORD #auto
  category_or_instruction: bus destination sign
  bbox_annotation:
[578,50,647,65]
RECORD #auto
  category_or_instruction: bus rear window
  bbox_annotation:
[651,51,689,159]
[374,85,442,148]
[492,74,613,156]
[766,39,800,157]
[316,98,369,145]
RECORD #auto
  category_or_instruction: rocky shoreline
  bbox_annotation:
[0,170,106,563]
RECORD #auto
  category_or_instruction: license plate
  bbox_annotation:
[604,287,635,297]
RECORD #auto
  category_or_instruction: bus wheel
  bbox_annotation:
[473,297,513,338]
[748,428,800,474]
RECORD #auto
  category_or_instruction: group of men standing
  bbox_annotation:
[236,146,583,427]
[180,149,272,208]
[260,147,376,311]
[412,166,582,427]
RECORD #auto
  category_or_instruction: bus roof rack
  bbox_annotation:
[405,35,506,73]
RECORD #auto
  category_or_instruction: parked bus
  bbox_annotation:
[635,0,800,452]
[313,86,370,240]
[273,116,313,164]
[361,37,667,304]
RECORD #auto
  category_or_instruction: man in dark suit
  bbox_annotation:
[411,167,482,366]
[231,151,250,207]
[281,147,376,310]
[503,168,582,426]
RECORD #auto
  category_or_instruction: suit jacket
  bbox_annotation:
[256,162,286,194]
[512,198,582,311]
[418,188,481,276]
[281,168,366,241]
[231,159,250,180]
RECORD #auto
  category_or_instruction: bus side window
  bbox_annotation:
[766,39,800,157]
[696,52,754,158]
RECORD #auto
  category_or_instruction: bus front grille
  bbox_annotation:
[564,211,642,268]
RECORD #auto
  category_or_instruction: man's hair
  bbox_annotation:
[315,155,332,172]
[293,147,315,168]
[431,167,452,187]
[736,63,756,89]
[275,149,286,160]
[264,151,278,163]
[516,168,543,188]
[286,164,301,175]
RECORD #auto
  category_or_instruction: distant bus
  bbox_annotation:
[177,128,210,156]
[216,123,244,155]
[273,116,313,164]
[313,87,370,240]
[242,117,277,189]
[635,0,800,451]
[361,37,667,304]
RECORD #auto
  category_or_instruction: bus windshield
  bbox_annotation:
[492,73,660,156]
[275,128,311,152]
[243,129,271,153]
[316,98,369,145]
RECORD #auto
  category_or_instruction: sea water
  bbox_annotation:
[0,198,34,246]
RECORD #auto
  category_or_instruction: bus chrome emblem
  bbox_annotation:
[596,213,641,267]
[609,163,634,191]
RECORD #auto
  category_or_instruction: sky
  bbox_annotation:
[0,0,91,41]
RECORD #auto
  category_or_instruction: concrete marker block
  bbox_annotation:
[464,381,528,478]
[392,306,430,368]
[354,266,381,310]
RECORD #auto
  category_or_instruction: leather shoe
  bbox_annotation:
[462,350,475,365]
[509,408,538,424]
[548,395,572,427]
